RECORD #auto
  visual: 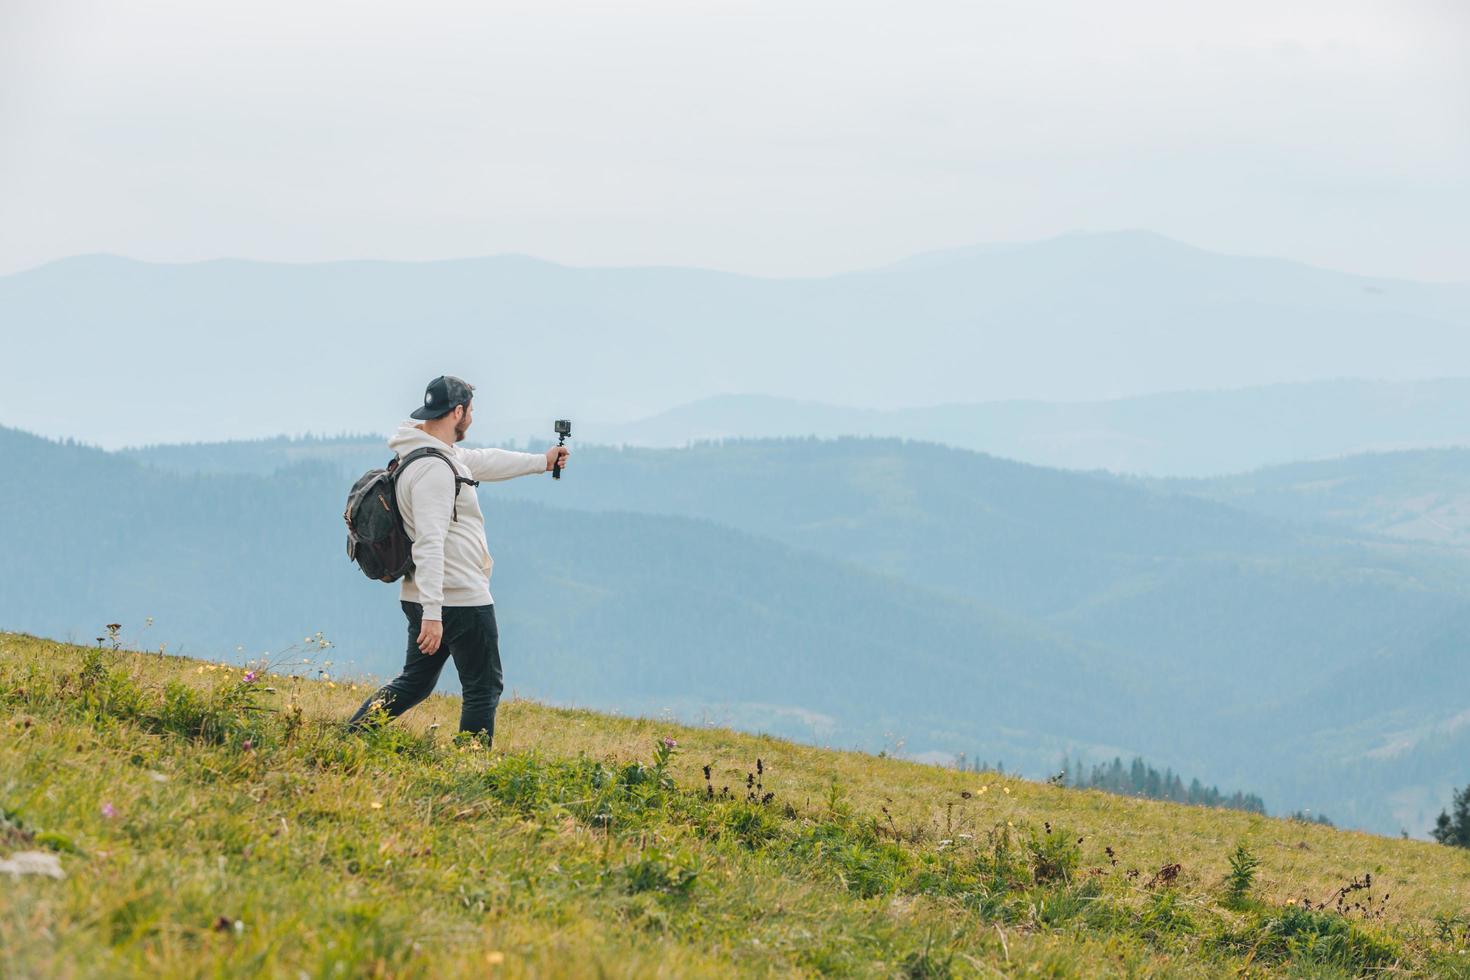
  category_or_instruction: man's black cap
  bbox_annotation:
[410,375,475,420]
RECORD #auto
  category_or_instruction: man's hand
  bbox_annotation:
[417,620,443,655]
[545,445,570,472]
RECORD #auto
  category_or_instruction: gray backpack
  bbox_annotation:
[343,448,478,582]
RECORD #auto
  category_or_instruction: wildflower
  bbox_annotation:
[486,951,505,965]
[243,671,257,684]
[1003,786,1010,795]
[242,739,253,752]
[370,802,383,810]
[197,666,205,674]
[100,802,115,819]
[662,737,677,750]
[328,681,336,688]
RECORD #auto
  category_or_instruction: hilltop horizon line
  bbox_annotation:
[12,229,1470,288]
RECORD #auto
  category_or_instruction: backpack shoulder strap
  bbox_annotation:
[393,447,480,522]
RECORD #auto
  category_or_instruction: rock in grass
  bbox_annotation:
[0,851,65,879]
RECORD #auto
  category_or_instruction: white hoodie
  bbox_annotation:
[388,422,547,621]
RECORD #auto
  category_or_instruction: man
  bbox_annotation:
[348,375,568,744]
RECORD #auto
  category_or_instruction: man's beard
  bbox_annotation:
[454,419,469,442]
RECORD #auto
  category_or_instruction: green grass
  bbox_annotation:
[3,633,1470,977]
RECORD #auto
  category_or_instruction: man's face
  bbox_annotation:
[453,401,473,442]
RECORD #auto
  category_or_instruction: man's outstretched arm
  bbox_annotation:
[461,446,568,481]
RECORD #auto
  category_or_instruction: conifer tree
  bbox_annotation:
[1432,784,1470,848]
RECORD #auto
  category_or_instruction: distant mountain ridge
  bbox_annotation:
[5,230,1468,449]
[1155,447,1470,548]
[554,379,1470,476]
[114,378,1470,479]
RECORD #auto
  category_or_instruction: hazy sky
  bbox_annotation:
[2,0,1467,280]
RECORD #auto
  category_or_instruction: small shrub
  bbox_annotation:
[77,648,109,690]
[148,677,267,745]
[73,653,147,723]
[481,754,549,813]
[1026,824,1081,884]
[1224,842,1260,908]
[153,682,214,739]
[825,777,853,820]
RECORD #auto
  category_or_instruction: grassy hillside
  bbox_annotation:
[4,633,1470,978]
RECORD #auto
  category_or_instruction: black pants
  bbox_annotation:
[348,602,504,738]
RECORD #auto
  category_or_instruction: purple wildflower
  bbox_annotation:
[243,671,257,683]
[242,739,253,752]
[662,737,677,750]
[100,802,116,819]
